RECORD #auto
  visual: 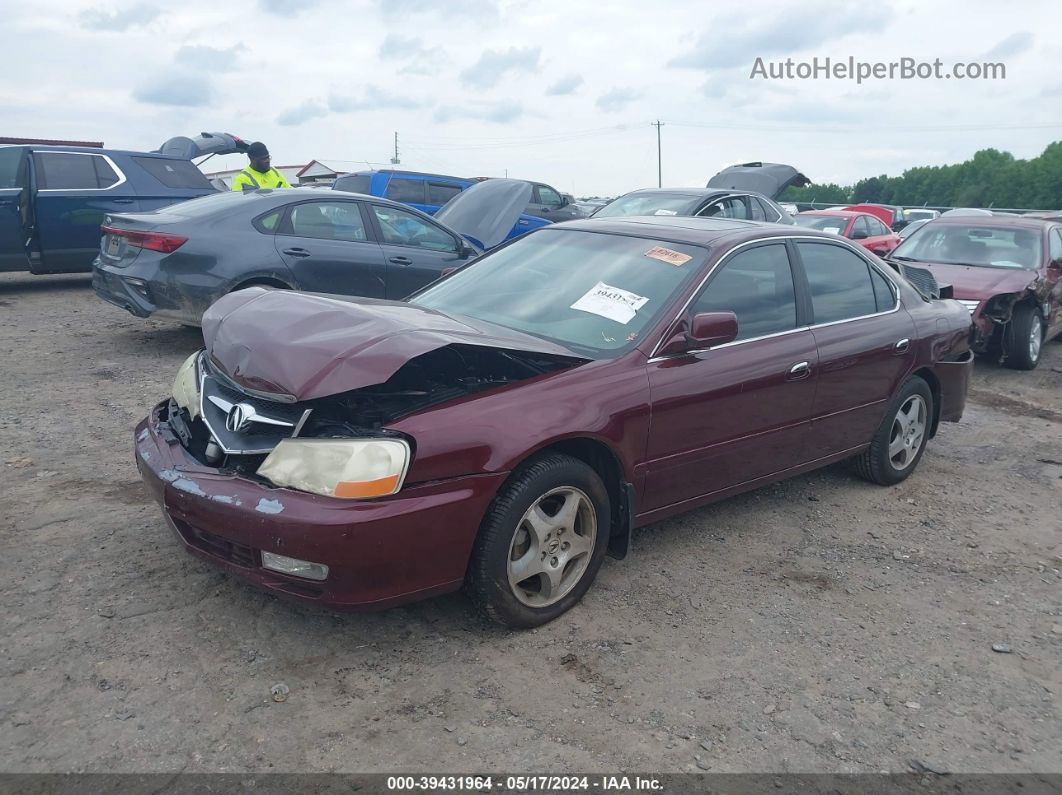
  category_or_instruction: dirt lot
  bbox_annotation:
[1,272,1060,775]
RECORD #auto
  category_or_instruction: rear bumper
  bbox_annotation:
[92,258,156,318]
[135,402,507,610]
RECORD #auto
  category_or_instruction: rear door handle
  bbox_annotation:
[894,338,911,353]
[787,361,811,380]
[112,199,135,205]
[388,256,412,265]
[282,247,310,258]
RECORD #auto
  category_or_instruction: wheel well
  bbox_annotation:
[912,366,942,438]
[525,438,631,559]
[231,277,291,292]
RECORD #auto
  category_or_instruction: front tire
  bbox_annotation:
[854,376,933,486]
[466,454,610,628]
[1003,304,1043,370]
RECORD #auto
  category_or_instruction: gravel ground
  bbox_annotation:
[1,272,1060,775]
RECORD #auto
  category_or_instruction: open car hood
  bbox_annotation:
[155,132,249,160]
[706,162,810,199]
[434,178,533,250]
[201,287,584,401]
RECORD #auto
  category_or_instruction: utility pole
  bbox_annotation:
[651,120,664,187]
[391,131,400,165]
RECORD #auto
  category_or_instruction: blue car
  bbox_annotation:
[0,132,244,275]
[332,169,560,242]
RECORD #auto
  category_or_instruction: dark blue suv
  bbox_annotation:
[0,133,242,274]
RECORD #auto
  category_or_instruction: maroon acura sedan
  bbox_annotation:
[135,217,973,627]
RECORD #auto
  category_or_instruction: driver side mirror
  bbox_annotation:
[689,311,739,348]
[850,229,869,240]
[458,241,477,259]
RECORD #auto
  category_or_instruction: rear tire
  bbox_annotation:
[854,376,933,486]
[466,454,610,629]
[1003,304,1043,370]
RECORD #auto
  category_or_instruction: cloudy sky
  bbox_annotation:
[4,0,1061,196]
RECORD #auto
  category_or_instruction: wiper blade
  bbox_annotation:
[890,255,918,262]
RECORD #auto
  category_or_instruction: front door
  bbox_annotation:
[792,240,917,460]
[644,241,818,511]
[368,204,468,299]
[0,147,32,271]
[274,199,387,297]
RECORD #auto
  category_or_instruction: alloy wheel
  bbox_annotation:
[888,395,927,471]
[507,486,597,607]
[1029,314,1043,363]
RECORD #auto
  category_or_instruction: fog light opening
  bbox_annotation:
[261,551,329,581]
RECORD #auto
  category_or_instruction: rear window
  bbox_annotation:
[333,174,372,194]
[34,152,119,190]
[132,156,211,190]
[427,182,462,205]
[384,177,425,203]
[162,191,256,217]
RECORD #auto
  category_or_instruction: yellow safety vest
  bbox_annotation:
[231,166,291,191]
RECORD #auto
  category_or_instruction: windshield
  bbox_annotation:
[890,224,1041,269]
[593,193,701,218]
[412,229,708,356]
[794,215,848,235]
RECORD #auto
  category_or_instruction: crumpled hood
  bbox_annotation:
[706,162,809,199]
[915,262,1037,300]
[434,178,534,250]
[201,287,583,401]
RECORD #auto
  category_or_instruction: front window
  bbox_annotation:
[537,185,563,209]
[891,223,1041,269]
[372,205,456,252]
[34,152,119,190]
[412,229,708,355]
[794,215,848,235]
[593,193,701,218]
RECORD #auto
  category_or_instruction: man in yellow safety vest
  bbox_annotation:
[230,142,291,191]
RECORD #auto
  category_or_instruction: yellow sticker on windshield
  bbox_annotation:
[645,246,692,267]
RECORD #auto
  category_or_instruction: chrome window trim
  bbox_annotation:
[648,234,902,361]
[35,151,128,192]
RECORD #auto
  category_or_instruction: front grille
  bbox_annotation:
[173,517,257,568]
[199,374,310,455]
[958,299,981,315]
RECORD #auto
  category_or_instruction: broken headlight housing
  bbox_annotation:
[172,350,202,419]
[256,438,410,499]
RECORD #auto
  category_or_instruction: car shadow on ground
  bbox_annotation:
[0,274,92,295]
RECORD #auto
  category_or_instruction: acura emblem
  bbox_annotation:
[225,402,258,433]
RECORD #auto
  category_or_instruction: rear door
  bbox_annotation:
[793,240,917,460]
[274,199,387,297]
[31,150,138,273]
[368,203,468,299]
[644,241,817,510]
[0,147,33,271]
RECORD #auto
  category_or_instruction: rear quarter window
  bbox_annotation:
[34,152,119,190]
[132,156,212,190]
[333,174,372,194]
[384,177,425,203]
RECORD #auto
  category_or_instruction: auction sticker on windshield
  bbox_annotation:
[644,246,692,266]
[571,282,649,324]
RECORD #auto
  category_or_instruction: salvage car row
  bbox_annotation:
[8,137,1061,628]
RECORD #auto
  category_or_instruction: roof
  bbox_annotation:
[622,187,731,198]
[926,215,1055,231]
[0,136,103,147]
[799,209,861,218]
[557,215,798,246]
[297,160,383,178]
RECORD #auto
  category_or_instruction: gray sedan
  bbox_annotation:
[92,181,531,325]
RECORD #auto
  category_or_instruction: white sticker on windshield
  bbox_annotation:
[653,209,678,216]
[824,226,843,235]
[571,282,649,325]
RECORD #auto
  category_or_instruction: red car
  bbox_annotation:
[135,216,973,627]
[795,210,902,256]
[886,215,1062,369]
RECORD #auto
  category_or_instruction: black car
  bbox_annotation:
[593,162,808,223]
[92,180,533,325]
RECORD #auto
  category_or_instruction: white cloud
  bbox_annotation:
[460,47,541,89]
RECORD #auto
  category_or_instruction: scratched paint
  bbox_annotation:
[211,495,242,506]
[255,498,284,514]
[159,469,207,497]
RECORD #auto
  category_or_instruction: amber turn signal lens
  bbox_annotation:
[334,474,401,499]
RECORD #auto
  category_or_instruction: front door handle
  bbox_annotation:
[894,338,911,353]
[112,199,135,204]
[787,361,811,380]
[282,247,310,258]
[388,256,412,265]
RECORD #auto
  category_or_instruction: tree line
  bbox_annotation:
[779,141,1062,210]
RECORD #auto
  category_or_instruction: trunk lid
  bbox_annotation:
[706,162,810,199]
[434,178,534,250]
[201,287,585,401]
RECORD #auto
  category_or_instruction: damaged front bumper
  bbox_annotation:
[135,401,507,610]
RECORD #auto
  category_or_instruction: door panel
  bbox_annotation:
[645,331,818,510]
[369,204,467,299]
[0,147,31,271]
[795,240,917,458]
[275,200,387,297]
